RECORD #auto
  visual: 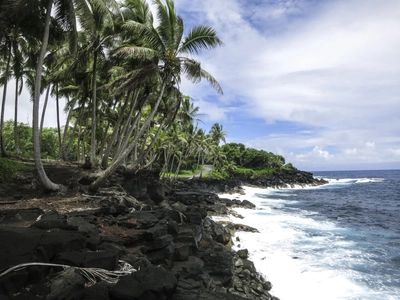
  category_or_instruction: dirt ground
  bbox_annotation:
[0,159,102,213]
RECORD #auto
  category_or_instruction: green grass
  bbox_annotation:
[0,157,32,183]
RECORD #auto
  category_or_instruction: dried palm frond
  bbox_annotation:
[0,260,137,285]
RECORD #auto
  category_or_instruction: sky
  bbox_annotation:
[3,0,400,171]
[172,0,400,171]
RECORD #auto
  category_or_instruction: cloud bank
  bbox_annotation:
[174,0,400,170]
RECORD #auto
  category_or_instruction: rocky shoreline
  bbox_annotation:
[0,169,326,299]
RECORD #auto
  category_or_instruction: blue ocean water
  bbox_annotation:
[218,169,400,300]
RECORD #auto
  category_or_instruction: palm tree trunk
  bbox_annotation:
[14,77,21,154]
[89,80,167,192]
[90,46,99,166]
[114,91,141,158]
[62,98,78,160]
[55,84,62,159]
[32,0,62,192]
[40,84,51,136]
[101,95,131,169]
[0,41,11,157]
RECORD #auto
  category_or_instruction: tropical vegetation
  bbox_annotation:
[0,0,295,192]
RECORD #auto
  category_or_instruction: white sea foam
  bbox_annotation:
[323,177,385,185]
[216,184,397,300]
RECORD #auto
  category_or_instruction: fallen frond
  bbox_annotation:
[0,260,137,285]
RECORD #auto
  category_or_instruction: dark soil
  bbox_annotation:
[0,159,98,213]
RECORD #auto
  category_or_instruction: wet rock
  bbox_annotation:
[237,249,249,259]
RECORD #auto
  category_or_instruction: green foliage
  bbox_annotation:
[0,158,31,183]
[221,143,288,170]
[41,128,59,159]
[229,167,276,179]
[3,121,60,159]
[3,121,33,157]
[282,163,297,171]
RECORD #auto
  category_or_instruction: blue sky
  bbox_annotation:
[4,0,400,171]
[172,0,400,171]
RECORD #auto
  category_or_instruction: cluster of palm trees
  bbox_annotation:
[0,0,225,192]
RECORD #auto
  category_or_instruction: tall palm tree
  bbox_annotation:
[0,36,12,157]
[74,0,121,166]
[31,0,79,192]
[89,0,223,191]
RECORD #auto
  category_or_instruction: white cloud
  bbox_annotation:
[174,0,400,170]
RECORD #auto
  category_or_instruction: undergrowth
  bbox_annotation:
[0,157,31,183]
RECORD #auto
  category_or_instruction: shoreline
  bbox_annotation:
[0,169,326,299]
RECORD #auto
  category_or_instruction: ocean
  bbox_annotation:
[217,169,400,300]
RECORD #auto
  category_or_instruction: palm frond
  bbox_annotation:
[181,58,201,84]
[114,45,157,61]
[180,24,224,55]
[200,68,223,95]
[153,0,174,50]
[0,261,137,285]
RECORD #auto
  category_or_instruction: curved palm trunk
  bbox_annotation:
[32,0,62,193]
[89,80,167,192]
[0,41,11,157]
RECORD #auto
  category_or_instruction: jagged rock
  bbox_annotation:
[119,211,159,229]
[80,281,111,300]
[144,224,168,240]
[145,234,174,250]
[31,210,67,230]
[145,242,175,264]
[173,242,190,261]
[47,268,86,300]
[237,249,249,259]
[83,250,119,270]
[0,208,43,225]
[197,243,234,278]
[108,266,178,300]
[55,250,87,267]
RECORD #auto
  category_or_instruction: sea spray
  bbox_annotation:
[217,170,400,300]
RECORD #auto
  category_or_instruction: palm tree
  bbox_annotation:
[88,0,223,191]
[210,123,227,146]
[0,35,12,157]
[30,0,79,192]
[74,0,121,166]
[178,96,203,126]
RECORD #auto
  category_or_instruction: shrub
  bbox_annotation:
[0,158,30,183]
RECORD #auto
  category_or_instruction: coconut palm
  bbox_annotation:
[88,0,223,191]
[210,123,227,146]
[0,35,12,157]
[74,0,121,166]
[30,0,80,192]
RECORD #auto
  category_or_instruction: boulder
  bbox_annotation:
[108,266,178,300]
